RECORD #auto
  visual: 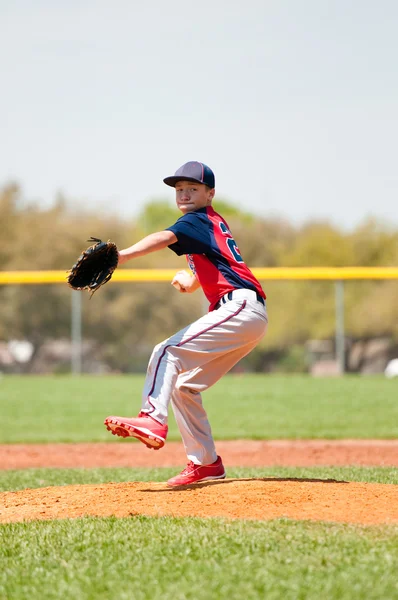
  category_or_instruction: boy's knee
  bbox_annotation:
[153,341,165,355]
[150,340,169,361]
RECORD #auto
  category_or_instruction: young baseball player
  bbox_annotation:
[105,161,268,486]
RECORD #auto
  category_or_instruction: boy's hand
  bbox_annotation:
[171,270,200,293]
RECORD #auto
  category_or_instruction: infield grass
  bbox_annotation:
[1,374,397,442]
[1,516,397,600]
[1,465,398,492]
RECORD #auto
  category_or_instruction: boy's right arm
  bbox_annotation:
[118,230,177,265]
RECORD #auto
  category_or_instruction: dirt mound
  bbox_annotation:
[1,479,397,526]
[2,441,397,526]
[1,440,397,470]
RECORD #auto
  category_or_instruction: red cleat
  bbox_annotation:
[104,412,168,450]
[167,456,226,486]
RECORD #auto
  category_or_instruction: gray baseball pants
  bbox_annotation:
[141,289,268,465]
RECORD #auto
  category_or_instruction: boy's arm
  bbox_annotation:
[118,231,177,265]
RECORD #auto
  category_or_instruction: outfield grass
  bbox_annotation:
[0,374,397,442]
[1,465,398,492]
[1,516,397,600]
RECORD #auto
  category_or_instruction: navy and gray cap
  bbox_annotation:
[163,161,215,189]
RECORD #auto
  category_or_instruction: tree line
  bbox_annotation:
[1,183,397,373]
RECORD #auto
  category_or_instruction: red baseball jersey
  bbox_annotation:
[167,206,266,311]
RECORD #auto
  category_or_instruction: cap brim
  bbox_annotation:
[163,176,205,188]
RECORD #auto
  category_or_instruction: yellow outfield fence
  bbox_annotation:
[1,266,397,375]
[0,266,398,285]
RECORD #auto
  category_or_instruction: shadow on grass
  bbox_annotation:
[142,476,349,492]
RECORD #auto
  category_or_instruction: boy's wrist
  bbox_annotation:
[118,251,130,265]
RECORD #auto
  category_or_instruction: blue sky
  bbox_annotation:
[1,0,397,229]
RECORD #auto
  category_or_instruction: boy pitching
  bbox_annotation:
[105,161,268,486]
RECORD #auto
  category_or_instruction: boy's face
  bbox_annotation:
[175,180,215,214]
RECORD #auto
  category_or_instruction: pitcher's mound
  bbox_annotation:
[1,479,397,525]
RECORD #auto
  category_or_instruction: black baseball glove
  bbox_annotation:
[67,237,119,295]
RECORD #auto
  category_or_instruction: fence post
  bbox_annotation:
[71,290,82,375]
[335,280,345,374]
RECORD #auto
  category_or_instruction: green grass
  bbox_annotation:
[1,516,397,600]
[1,376,397,599]
[1,465,398,492]
[0,374,397,442]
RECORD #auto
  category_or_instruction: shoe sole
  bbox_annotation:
[167,472,226,487]
[104,418,166,450]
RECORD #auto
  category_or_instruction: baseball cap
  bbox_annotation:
[163,161,215,188]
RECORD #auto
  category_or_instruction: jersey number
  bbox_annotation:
[219,223,244,263]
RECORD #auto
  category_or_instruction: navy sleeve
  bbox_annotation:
[166,212,211,256]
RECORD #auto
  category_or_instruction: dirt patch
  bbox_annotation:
[1,479,397,526]
[1,440,397,470]
[1,441,397,526]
